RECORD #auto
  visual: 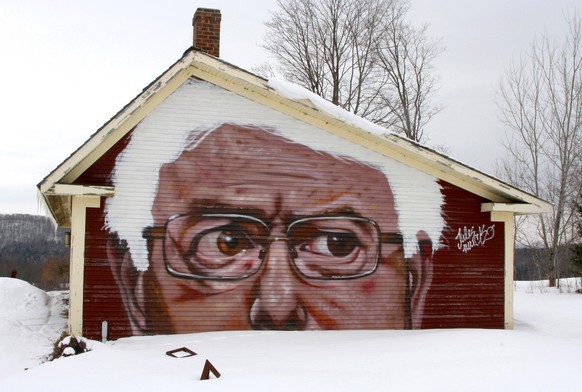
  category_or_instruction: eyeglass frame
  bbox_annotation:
[143,213,404,281]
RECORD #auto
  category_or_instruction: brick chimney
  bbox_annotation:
[192,8,221,57]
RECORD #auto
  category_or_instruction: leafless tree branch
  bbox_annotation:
[497,12,582,286]
[262,0,442,143]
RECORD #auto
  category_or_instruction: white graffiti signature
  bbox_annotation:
[455,224,495,253]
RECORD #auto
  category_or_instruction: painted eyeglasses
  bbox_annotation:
[143,214,403,281]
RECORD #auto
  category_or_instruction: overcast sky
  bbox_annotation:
[0,0,579,215]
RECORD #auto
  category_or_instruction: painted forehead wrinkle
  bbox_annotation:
[156,125,395,225]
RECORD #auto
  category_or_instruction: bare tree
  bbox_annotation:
[571,202,582,283]
[262,0,442,142]
[374,16,443,142]
[497,12,582,287]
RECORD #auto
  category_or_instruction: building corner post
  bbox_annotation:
[68,195,101,336]
[491,211,515,329]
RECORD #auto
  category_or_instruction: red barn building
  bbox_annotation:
[39,9,550,340]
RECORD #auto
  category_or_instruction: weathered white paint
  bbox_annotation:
[68,195,101,336]
[481,202,551,215]
[50,184,115,196]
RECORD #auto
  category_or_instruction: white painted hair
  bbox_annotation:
[105,79,445,271]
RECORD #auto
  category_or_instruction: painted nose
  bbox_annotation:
[250,240,307,330]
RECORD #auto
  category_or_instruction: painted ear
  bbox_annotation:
[408,231,434,329]
[106,237,147,335]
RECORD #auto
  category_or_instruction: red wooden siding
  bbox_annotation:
[77,132,505,340]
[76,135,131,339]
[423,181,505,329]
[84,203,130,339]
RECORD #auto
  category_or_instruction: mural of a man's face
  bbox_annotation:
[111,124,433,334]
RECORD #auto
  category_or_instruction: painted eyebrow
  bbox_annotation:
[286,206,361,221]
[186,202,268,219]
[184,203,364,224]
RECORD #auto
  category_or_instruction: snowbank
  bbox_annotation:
[1,277,581,391]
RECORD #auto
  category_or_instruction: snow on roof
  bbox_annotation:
[268,78,391,137]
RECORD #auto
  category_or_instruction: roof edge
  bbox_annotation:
[38,47,551,222]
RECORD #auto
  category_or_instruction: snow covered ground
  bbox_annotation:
[1,277,581,391]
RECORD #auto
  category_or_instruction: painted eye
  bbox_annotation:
[325,233,359,257]
[193,228,256,259]
[215,229,255,256]
[303,232,360,258]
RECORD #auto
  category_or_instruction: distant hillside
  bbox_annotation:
[0,214,60,246]
[0,214,69,290]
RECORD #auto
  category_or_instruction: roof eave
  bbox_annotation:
[481,201,553,215]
